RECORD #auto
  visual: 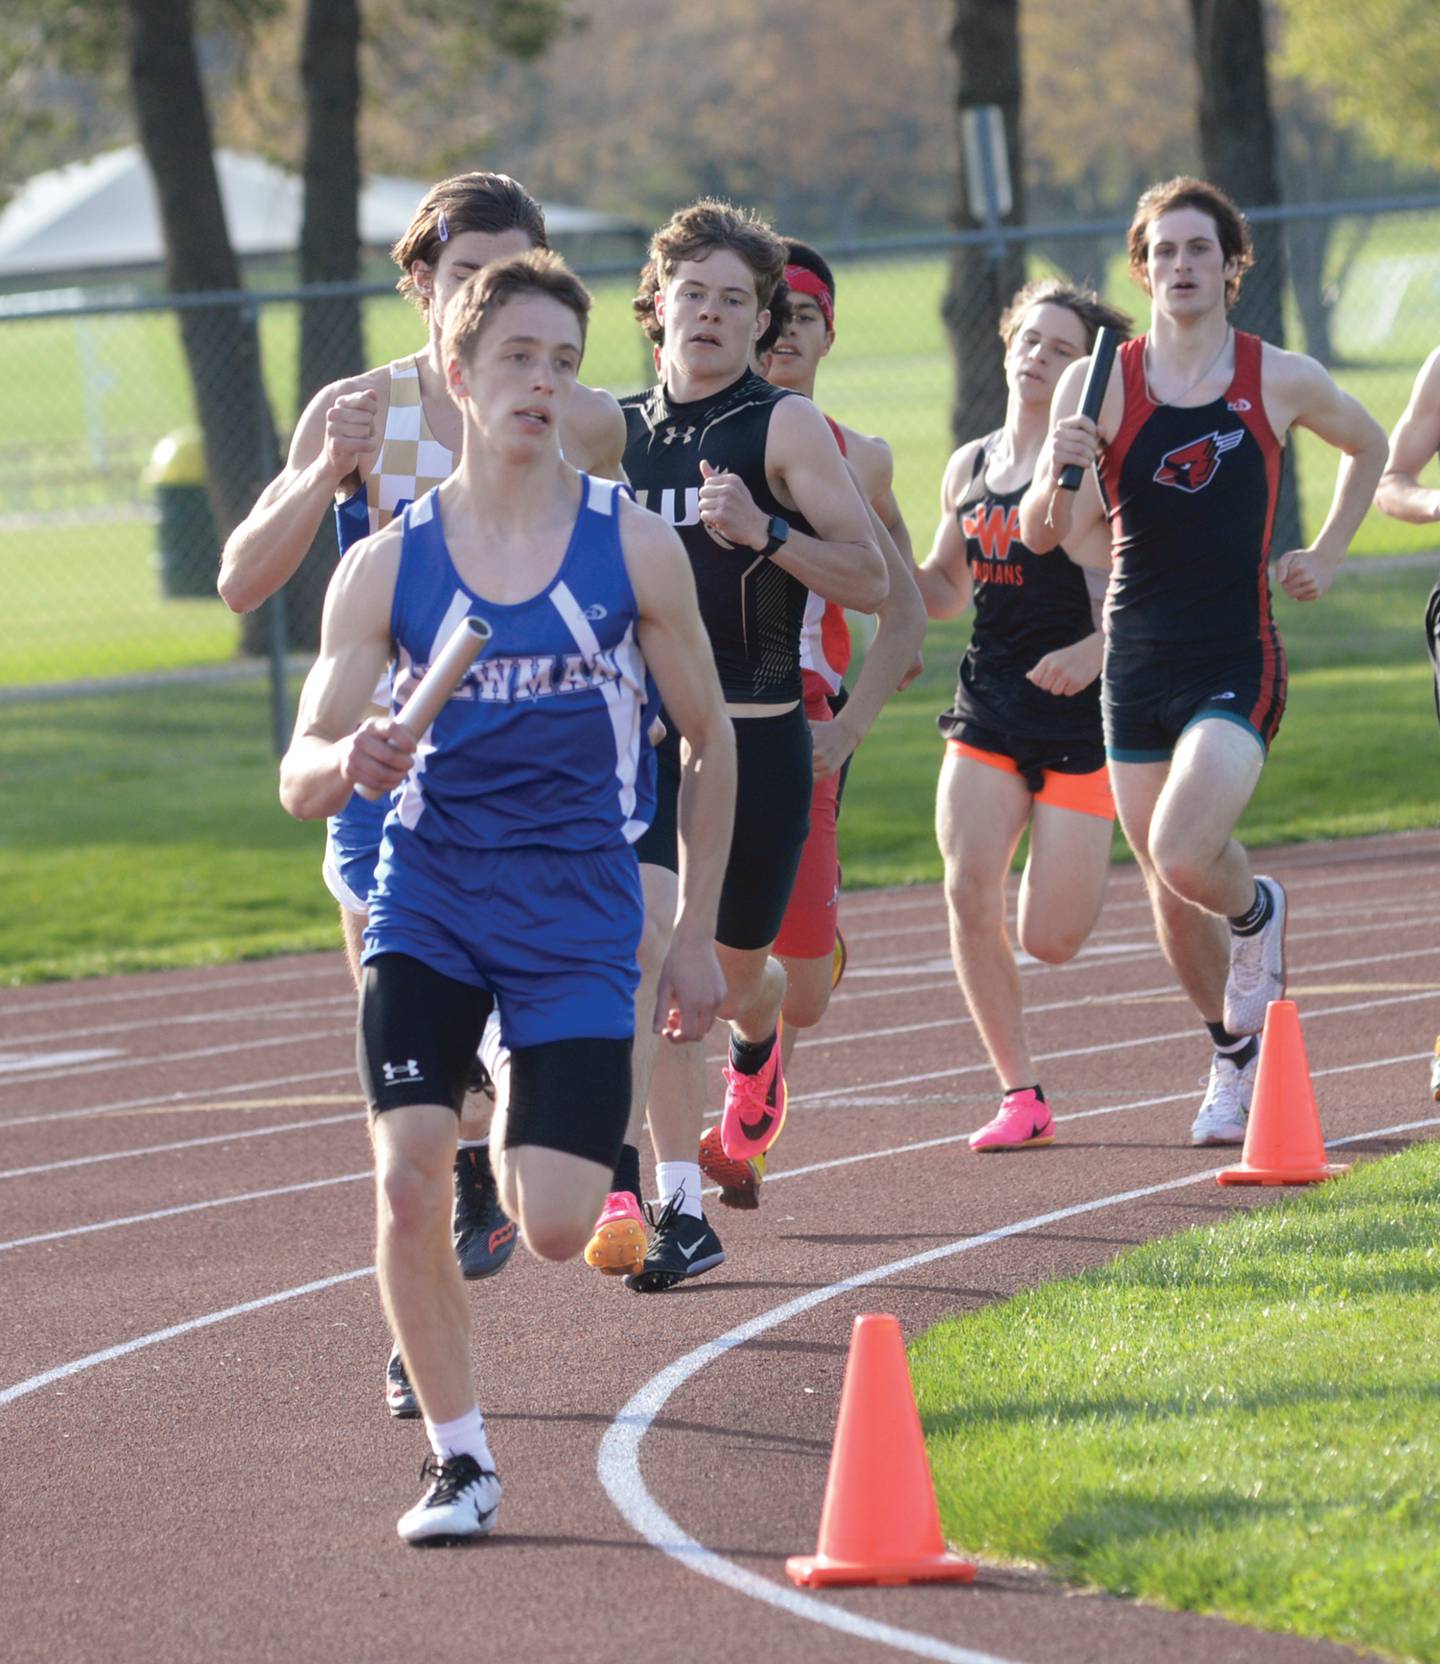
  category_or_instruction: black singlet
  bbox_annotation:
[938,436,1102,744]
[621,370,814,704]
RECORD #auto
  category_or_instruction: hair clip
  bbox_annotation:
[438,210,450,244]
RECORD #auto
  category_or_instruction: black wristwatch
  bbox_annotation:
[759,514,790,558]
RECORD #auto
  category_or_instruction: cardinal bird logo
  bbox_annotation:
[1153,428,1245,493]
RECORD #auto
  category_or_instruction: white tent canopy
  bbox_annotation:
[0,147,637,281]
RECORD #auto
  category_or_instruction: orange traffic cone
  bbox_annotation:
[786,1313,976,1588]
[1217,999,1349,1186]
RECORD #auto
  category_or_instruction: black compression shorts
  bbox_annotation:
[360,953,630,1165]
[1103,638,1287,762]
[634,703,812,951]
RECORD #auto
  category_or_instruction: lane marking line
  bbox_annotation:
[598,1112,1440,1663]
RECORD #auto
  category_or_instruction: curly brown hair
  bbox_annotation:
[633,256,789,354]
[392,173,548,317]
[1127,177,1254,309]
[998,278,1133,351]
[648,198,788,312]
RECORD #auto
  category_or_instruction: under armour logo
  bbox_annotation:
[382,1059,423,1083]
[661,424,696,446]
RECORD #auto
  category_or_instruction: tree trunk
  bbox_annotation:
[943,0,1026,446]
[292,0,364,650]
[1189,0,1302,551]
[125,0,279,656]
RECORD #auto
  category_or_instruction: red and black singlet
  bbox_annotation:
[939,436,1101,744]
[1100,330,1284,650]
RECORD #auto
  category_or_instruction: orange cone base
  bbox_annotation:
[785,1550,976,1588]
[1217,1160,1350,1187]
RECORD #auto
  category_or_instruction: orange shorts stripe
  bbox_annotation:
[945,738,1114,821]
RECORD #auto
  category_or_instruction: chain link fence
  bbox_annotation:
[5,194,1439,736]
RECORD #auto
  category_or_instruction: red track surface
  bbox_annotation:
[4,831,1437,1664]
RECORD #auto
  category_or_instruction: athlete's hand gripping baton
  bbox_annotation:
[1059,326,1119,492]
[356,614,492,801]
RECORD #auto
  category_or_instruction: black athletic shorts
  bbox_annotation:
[359,953,630,1167]
[1425,578,1440,726]
[947,719,1106,796]
[1103,637,1287,762]
[827,684,855,815]
[634,702,812,952]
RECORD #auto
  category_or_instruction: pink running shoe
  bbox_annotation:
[719,1029,788,1161]
[968,1088,1055,1153]
[583,1191,648,1276]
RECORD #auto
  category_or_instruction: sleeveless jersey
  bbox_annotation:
[1099,331,1283,650]
[621,369,814,704]
[940,436,1101,743]
[798,415,855,707]
[334,356,454,551]
[384,477,650,853]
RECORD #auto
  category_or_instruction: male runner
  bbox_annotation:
[1372,346,1440,1100]
[920,279,1129,1150]
[697,239,927,1208]
[279,250,735,1541]
[220,173,629,1407]
[613,200,887,1288]
[1019,177,1386,1144]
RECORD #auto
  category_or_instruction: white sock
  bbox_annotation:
[655,1160,702,1219]
[425,1405,494,1469]
[457,1137,488,1151]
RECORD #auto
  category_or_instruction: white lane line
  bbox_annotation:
[3,992,353,1052]
[0,1065,357,1132]
[0,962,341,1022]
[0,1048,123,1074]
[0,1266,375,1409]
[11,1048,1423,1292]
[0,1171,372,1253]
[599,1109,1440,1664]
[0,1027,354,1090]
[0,1112,360,1181]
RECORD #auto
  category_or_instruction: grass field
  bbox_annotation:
[1,561,1433,984]
[913,1139,1440,1663]
[4,211,1440,692]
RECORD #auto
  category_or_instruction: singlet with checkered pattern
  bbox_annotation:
[334,355,454,552]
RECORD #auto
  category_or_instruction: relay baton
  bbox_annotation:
[356,614,492,800]
[1058,325,1119,492]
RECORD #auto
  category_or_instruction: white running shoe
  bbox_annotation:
[1190,1050,1258,1146]
[397,1454,501,1545]
[1223,876,1287,1035]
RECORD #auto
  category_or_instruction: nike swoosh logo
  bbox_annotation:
[678,1239,704,1261]
[738,1110,775,1142]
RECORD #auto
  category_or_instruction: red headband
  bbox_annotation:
[784,264,835,332]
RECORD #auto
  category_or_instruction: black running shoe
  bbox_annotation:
[453,1147,517,1280]
[397,1453,502,1545]
[385,1342,419,1419]
[624,1193,725,1293]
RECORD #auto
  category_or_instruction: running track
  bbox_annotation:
[4,831,1436,1664]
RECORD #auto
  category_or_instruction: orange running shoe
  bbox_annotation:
[831,926,848,990]
[698,1124,765,1210]
[583,1191,648,1275]
[719,1028,787,1161]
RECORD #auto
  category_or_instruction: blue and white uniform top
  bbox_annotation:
[385,475,652,853]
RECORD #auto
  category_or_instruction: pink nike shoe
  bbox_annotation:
[583,1191,648,1276]
[968,1087,1055,1152]
[719,1030,787,1161]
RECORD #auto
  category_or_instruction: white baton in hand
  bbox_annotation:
[356,614,492,801]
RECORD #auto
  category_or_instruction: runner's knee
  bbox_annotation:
[1017,916,1085,965]
[944,863,1005,936]
[376,1149,450,1241]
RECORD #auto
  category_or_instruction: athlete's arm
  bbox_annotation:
[1375,348,1440,524]
[619,500,735,1043]
[279,525,408,821]
[811,497,927,780]
[218,372,384,613]
[916,443,980,619]
[845,427,916,565]
[562,384,630,483]
[1267,349,1388,602]
[1018,356,1118,554]
[698,396,887,611]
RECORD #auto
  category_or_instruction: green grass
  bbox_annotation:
[913,1141,1440,1662]
[0,563,1432,984]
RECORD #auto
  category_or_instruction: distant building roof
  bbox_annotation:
[0,147,639,281]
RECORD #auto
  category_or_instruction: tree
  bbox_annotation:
[943,0,1026,445]
[1276,0,1440,175]
[1189,0,1301,549]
